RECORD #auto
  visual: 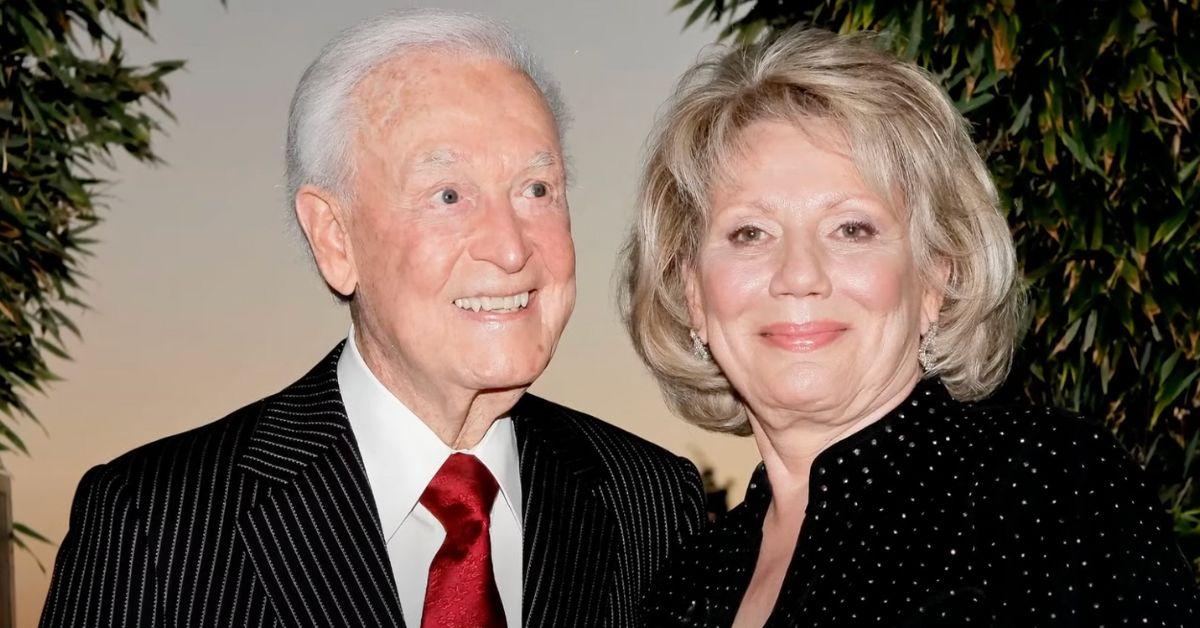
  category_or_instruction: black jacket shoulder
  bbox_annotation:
[515,393,702,482]
[76,398,267,505]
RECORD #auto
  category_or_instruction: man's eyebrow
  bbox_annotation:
[526,151,559,170]
[414,149,460,168]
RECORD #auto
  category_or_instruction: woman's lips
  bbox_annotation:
[758,321,848,352]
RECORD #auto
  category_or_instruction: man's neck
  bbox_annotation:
[352,331,527,449]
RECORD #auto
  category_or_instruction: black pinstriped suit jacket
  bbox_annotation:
[40,344,707,627]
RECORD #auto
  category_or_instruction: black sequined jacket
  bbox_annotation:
[643,379,1200,627]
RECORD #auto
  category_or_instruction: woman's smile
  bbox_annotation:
[757,321,849,352]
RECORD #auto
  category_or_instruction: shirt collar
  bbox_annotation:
[337,330,523,542]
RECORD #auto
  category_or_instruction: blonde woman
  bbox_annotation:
[623,27,1199,627]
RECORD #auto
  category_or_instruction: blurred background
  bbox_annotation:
[1,1,764,624]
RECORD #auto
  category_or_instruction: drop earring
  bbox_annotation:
[690,329,711,362]
[918,321,939,372]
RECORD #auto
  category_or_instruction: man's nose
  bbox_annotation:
[768,236,832,299]
[468,199,533,273]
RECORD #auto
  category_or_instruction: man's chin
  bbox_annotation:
[460,358,549,394]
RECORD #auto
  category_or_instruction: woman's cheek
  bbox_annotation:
[701,254,769,320]
[835,252,908,313]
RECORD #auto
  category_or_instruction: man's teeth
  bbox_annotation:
[453,291,531,313]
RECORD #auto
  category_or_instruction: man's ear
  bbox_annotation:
[921,257,952,333]
[295,185,357,297]
[684,265,707,341]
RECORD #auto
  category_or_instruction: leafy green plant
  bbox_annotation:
[1,0,183,561]
[675,0,1199,577]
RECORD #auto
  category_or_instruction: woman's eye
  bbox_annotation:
[729,225,766,244]
[524,182,549,199]
[436,188,460,205]
[837,221,877,240]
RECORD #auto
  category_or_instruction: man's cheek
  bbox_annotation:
[543,232,576,278]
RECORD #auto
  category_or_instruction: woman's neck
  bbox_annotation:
[750,374,922,514]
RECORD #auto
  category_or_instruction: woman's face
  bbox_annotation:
[689,119,941,428]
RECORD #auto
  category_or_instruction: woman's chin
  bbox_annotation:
[752,388,840,419]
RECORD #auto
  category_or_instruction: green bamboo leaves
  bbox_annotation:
[1,0,182,559]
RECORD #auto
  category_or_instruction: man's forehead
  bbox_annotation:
[354,53,554,132]
[354,49,536,105]
[412,148,561,170]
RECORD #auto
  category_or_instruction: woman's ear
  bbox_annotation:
[295,185,358,297]
[921,257,952,333]
[684,265,707,342]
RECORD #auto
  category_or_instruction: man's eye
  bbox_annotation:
[437,188,460,205]
[730,226,766,244]
[524,182,549,198]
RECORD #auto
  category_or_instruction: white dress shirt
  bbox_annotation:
[337,332,523,627]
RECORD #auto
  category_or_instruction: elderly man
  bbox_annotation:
[40,10,705,628]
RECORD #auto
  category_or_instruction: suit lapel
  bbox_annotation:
[236,343,406,627]
[513,396,618,628]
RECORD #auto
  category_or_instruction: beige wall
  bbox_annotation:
[7,1,762,625]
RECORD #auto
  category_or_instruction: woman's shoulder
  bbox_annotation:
[952,396,1136,477]
[948,395,1171,542]
[886,383,1140,492]
[947,397,1199,621]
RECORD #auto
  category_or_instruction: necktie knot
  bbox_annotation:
[420,453,500,525]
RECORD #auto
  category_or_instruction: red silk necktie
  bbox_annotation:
[419,453,506,628]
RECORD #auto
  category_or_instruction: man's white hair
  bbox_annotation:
[285,8,568,205]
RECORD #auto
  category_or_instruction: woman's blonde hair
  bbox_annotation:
[620,27,1026,435]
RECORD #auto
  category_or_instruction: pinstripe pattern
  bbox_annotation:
[41,343,706,627]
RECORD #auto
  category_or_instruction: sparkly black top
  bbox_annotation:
[644,380,1200,627]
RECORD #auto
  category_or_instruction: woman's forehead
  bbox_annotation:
[705,117,904,217]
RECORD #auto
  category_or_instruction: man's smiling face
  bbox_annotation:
[342,50,575,399]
